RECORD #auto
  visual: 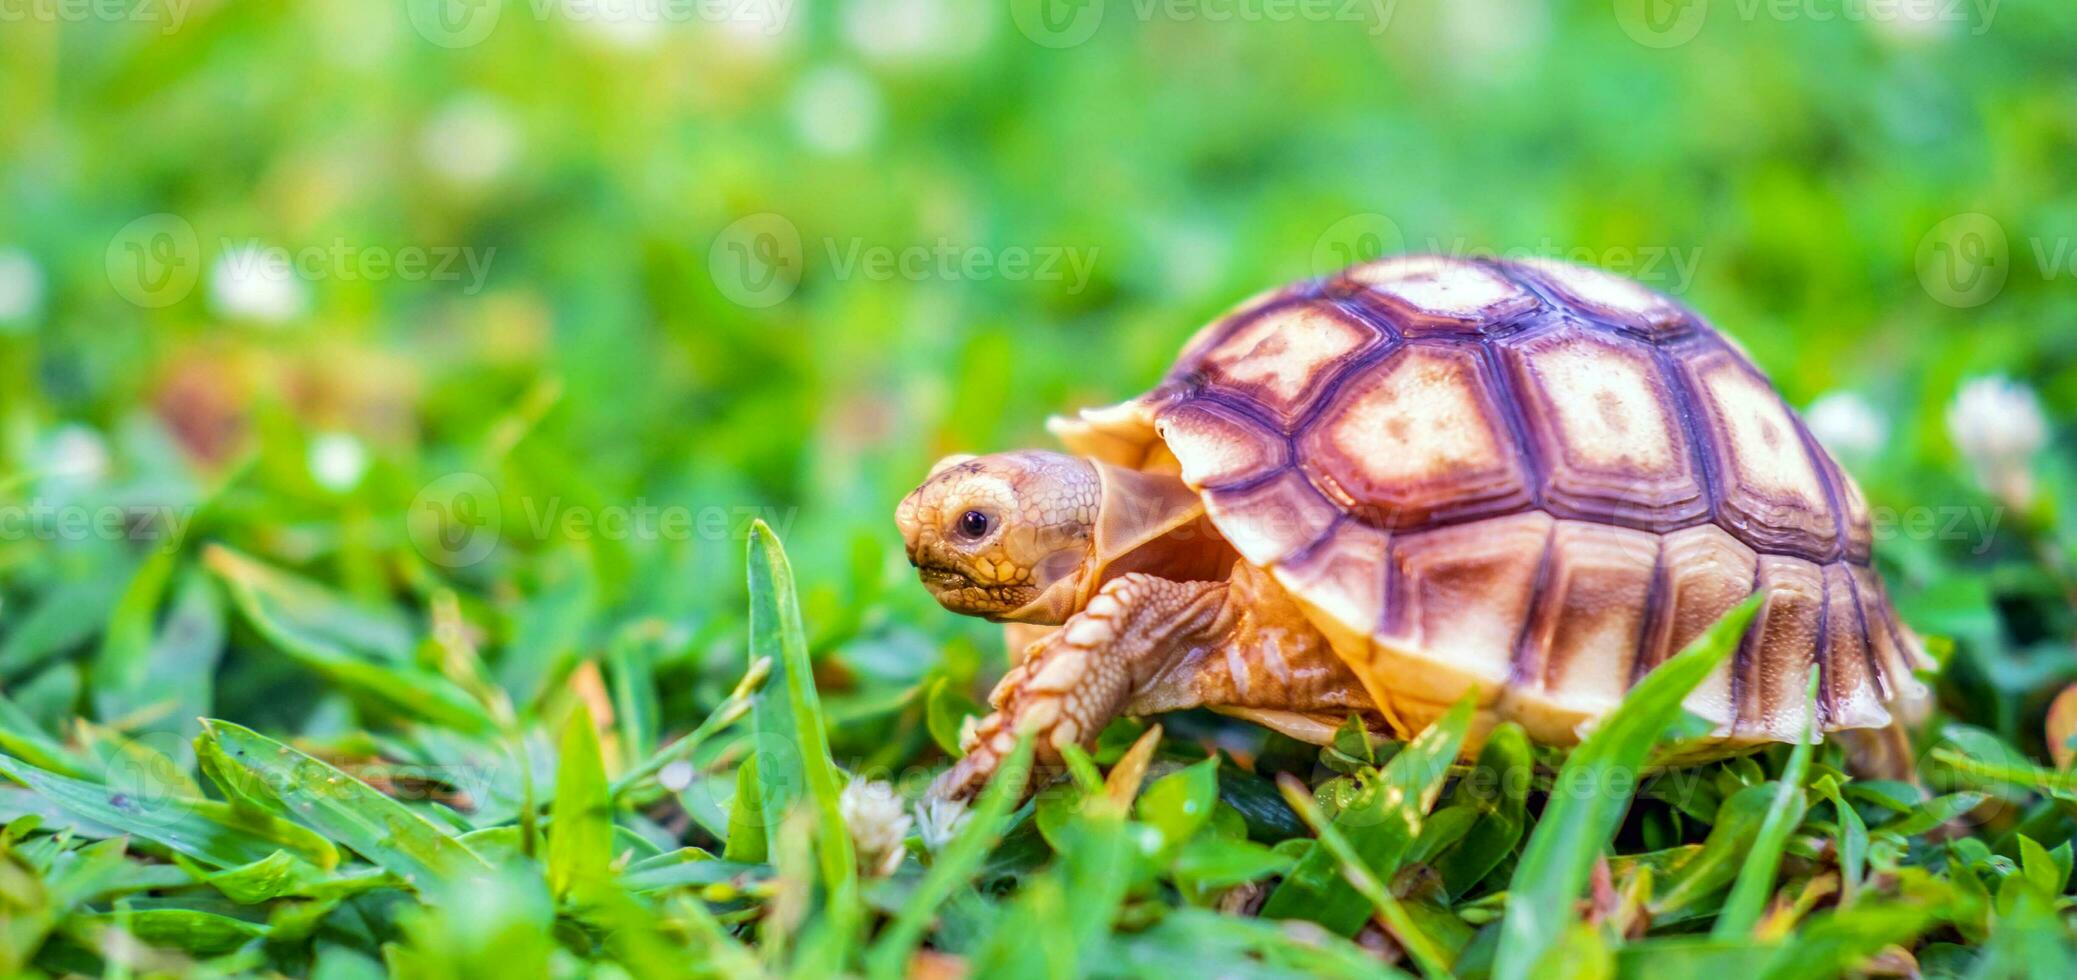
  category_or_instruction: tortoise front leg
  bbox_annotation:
[931,573,1231,801]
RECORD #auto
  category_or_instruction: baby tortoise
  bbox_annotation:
[898,255,1932,799]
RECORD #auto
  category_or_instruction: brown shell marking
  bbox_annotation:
[1146,255,1928,743]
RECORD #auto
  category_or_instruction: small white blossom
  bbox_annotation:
[789,66,882,156]
[1440,0,1548,80]
[420,96,520,189]
[1871,0,1953,43]
[1805,391,1889,460]
[913,795,969,853]
[840,777,912,875]
[658,760,695,793]
[40,425,110,487]
[0,248,44,328]
[1947,375,2048,508]
[307,432,370,493]
[841,0,989,64]
[210,244,307,325]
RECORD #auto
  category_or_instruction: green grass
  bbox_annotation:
[5,3,2077,977]
[2,523,2074,977]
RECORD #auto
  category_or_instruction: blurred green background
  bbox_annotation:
[2,0,2074,777]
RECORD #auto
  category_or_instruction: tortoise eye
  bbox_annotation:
[956,510,992,539]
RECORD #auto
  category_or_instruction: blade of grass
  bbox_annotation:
[1811,775,1866,905]
[548,703,612,898]
[1649,782,1773,918]
[197,720,488,888]
[1276,772,1452,979]
[746,520,857,958]
[606,622,664,765]
[1438,721,1532,898]
[88,546,178,722]
[608,656,766,801]
[1261,693,1474,935]
[0,754,335,870]
[1714,674,1818,938]
[1752,898,1941,980]
[1493,594,1760,980]
[864,733,1034,980]
[206,547,495,734]
[0,688,90,778]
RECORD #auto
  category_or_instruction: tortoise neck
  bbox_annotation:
[1080,461,1236,601]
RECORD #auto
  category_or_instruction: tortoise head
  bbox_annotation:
[896,451,1099,624]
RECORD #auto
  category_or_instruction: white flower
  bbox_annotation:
[40,425,110,487]
[210,244,307,325]
[658,760,696,792]
[1947,375,2047,507]
[1871,0,1953,43]
[0,247,44,327]
[420,96,520,189]
[789,66,882,156]
[1440,0,1548,80]
[913,795,969,853]
[308,433,370,493]
[841,0,990,64]
[1805,392,1889,460]
[839,777,912,875]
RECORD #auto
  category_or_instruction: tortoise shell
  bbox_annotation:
[1059,255,1932,746]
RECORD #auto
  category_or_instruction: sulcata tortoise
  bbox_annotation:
[898,255,1933,799]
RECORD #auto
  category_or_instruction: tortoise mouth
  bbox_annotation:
[917,565,1039,620]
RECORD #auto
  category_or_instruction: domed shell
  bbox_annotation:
[1072,255,1930,746]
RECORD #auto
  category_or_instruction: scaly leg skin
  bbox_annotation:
[932,573,1230,801]
[931,564,1381,801]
